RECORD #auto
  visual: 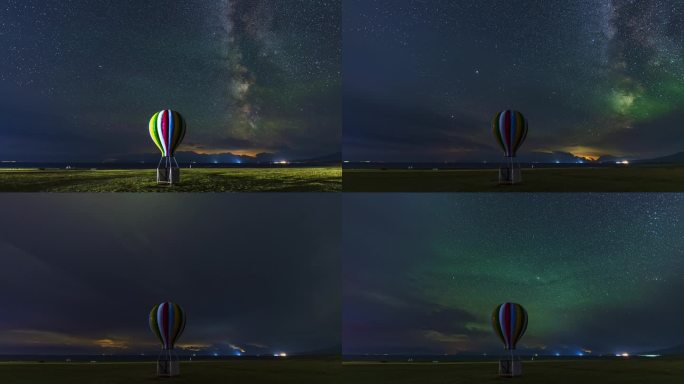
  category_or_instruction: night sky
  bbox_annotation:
[343,0,684,162]
[0,0,340,162]
[0,194,340,355]
[343,194,684,356]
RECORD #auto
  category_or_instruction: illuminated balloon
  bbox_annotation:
[492,302,528,350]
[149,302,186,350]
[492,110,528,157]
[149,110,187,157]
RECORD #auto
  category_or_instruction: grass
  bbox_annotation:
[343,165,684,192]
[342,358,684,384]
[0,359,341,384]
[0,167,341,192]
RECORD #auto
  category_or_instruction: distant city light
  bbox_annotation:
[615,160,630,165]
[616,353,630,357]
[274,352,287,357]
[638,354,660,358]
[274,160,289,165]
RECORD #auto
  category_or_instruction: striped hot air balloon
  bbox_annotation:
[149,110,187,157]
[149,302,186,350]
[492,302,528,350]
[492,110,528,157]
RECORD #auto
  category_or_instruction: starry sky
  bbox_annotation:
[343,0,684,162]
[0,194,340,355]
[343,194,684,355]
[0,0,340,162]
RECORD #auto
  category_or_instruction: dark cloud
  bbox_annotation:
[343,96,493,161]
[585,110,684,157]
[344,285,485,354]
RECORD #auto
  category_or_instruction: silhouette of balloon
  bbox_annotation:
[149,110,187,157]
[492,302,528,350]
[492,110,528,157]
[149,301,186,350]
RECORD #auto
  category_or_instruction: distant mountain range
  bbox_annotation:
[637,151,684,164]
[98,151,341,165]
[295,345,341,357]
[343,150,684,165]
[596,151,684,164]
[640,344,684,356]
[521,150,684,164]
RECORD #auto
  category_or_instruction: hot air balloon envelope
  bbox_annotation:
[492,110,528,157]
[492,302,528,350]
[149,301,186,350]
[149,110,187,157]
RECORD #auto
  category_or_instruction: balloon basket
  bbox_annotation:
[157,351,180,377]
[498,359,522,377]
[157,157,180,185]
[498,161,521,185]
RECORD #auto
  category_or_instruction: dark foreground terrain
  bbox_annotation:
[0,167,341,192]
[342,358,684,384]
[0,359,341,384]
[343,165,684,192]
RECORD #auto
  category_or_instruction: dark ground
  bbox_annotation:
[0,359,341,384]
[0,167,341,192]
[343,165,684,192]
[342,358,684,384]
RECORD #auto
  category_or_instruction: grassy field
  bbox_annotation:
[0,167,341,192]
[343,165,684,192]
[342,358,684,384]
[0,359,341,384]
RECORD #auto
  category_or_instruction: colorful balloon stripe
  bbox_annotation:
[149,301,186,350]
[149,110,187,157]
[492,110,528,157]
[492,302,528,350]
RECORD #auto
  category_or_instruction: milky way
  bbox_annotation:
[343,0,684,162]
[343,194,684,355]
[0,0,340,162]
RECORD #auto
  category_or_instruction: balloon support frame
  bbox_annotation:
[498,354,522,378]
[157,156,180,185]
[156,349,180,377]
[498,158,522,185]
